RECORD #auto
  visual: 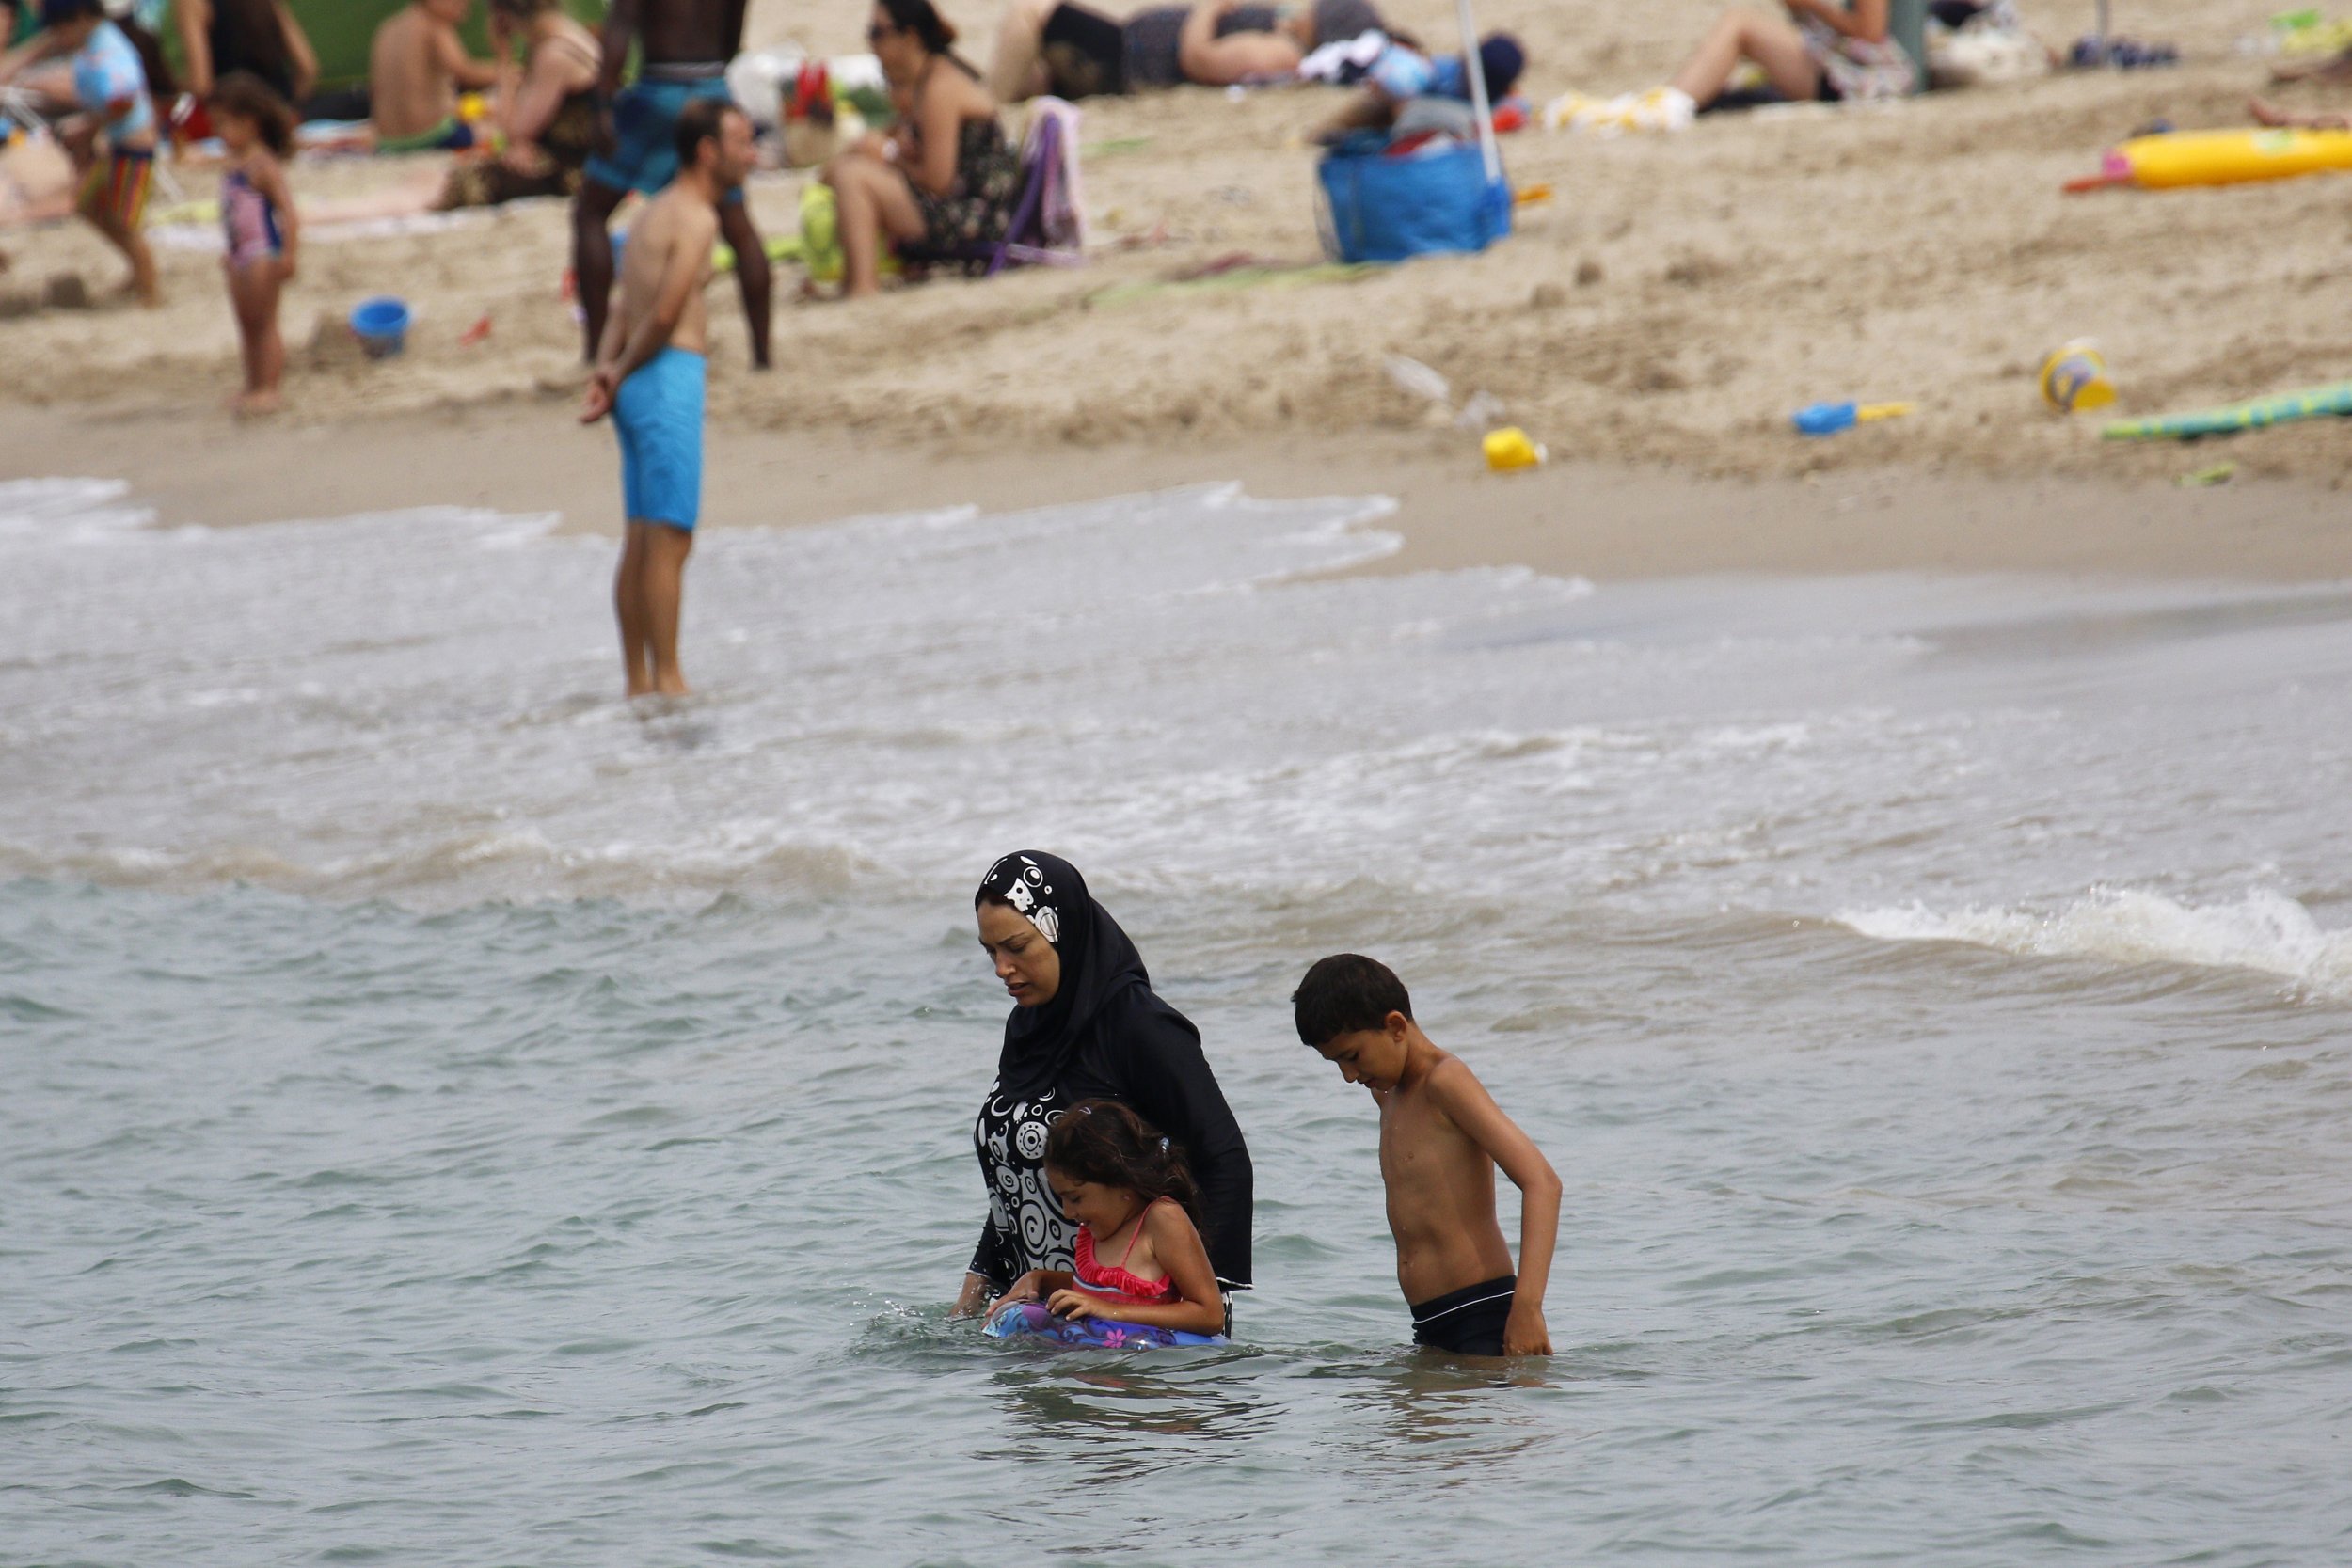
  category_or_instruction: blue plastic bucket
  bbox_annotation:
[350,296,412,358]
[1316,141,1511,264]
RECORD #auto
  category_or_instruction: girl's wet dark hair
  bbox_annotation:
[1045,1100,1202,1229]
[878,0,958,54]
[209,70,296,158]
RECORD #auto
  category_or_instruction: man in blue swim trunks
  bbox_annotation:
[574,0,771,370]
[579,98,751,698]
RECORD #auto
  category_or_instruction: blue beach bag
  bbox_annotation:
[1317,138,1511,264]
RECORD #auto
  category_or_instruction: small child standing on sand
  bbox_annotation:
[987,1100,1230,1338]
[1294,954,1561,1357]
[208,71,298,416]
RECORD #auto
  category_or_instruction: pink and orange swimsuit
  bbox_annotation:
[1073,1199,1180,1305]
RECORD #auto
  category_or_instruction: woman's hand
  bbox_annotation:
[983,1270,1047,1316]
[1046,1288,1101,1321]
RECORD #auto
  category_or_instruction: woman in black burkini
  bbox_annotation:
[953,851,1253,1319]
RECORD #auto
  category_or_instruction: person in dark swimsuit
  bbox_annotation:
[819,0,1019,296]
[438,0,601,208]
[954,852,1254,1323]
[172,0,314,108]
[573,0,771,369]
[987,0,1383,102]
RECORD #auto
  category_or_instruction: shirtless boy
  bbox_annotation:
[579,98,751,698]
[1294,953,1561,1357]
[369,0,497,151]
[574,0,771,369]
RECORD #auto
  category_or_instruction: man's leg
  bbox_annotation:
[716,198,772,370]
[573,178,628,362]
[615,522,654,696]
[639,522,694,697]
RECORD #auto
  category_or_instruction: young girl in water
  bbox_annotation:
[208,71,298,416]
[989,1100,1229,1337]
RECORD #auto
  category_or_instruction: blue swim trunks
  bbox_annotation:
[584,76,744,199]
[612,347,706,531]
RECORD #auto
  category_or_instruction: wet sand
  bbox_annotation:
[5,401,2346,581]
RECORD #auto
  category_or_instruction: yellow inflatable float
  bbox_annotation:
[2070,128,2352,192]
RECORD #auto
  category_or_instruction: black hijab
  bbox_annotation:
[977,850,1148,1101]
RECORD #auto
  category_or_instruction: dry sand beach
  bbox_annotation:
[3,0,2348,568]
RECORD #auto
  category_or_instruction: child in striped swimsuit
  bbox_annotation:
[208,71,299,415]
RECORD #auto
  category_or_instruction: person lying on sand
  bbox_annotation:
[987,0,1383,103]
[2249,96,2349,130]
[2250,46,2352,132]
[821,0,1020,299]
[1314,31,1522,141]
[1553,0,1913,134]
[369,0,498,152]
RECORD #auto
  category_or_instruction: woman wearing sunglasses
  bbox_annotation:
[819,0,1021,298]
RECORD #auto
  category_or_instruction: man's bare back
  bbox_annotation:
[626,0,751,67]
[1378,1053,1520,1305]
[611,184,714,356]
[370,4,463,140]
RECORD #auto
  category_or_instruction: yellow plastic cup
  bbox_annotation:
[2040,341,2116,413]
[1484,426,1546,472]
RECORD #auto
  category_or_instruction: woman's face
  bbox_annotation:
[978,901,1061,1008]
[867,7,923,79]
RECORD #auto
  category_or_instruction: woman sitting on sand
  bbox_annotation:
[819,0,1021,298]
[1561,0,1915,132]
[988,0,1383,103]
[436,0,600,208]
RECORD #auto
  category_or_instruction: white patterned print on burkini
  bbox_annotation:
[977,1085,1075,1272]
[993,856,1061,944]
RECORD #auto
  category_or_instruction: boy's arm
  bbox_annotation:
[1430,1059,1561,1356]
[432,21,501,91]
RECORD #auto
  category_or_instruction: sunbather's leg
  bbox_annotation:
[823,153,924,299]
[2250,96,2351,129]
[2269,46,2352,85]
[574,178,628,362]
[716,198,772,370]
[987,0,1060,103]
[1670,6,1819,107]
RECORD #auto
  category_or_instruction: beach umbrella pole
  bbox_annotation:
[1454,0,1502,186]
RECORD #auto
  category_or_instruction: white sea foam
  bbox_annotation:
[1839,890,2352,996]
[5,475,2350,929]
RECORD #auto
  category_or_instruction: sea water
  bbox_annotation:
[3,477,2348,1566]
